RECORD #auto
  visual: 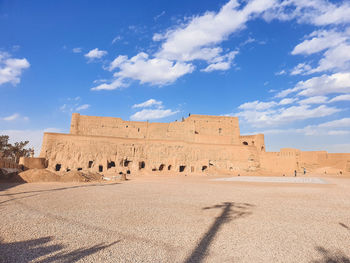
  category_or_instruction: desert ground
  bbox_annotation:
[0,174,349,263]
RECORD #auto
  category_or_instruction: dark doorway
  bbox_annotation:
[243,141,248,145]
[202,165,208,172]
[88,161,93,168]
[99,165,103,172]
[179,165,186,172]
[139,161,145,170]
[168,165,172,171]
[55,164,61,171]
[77,168,82,171]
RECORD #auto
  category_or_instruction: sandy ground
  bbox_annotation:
[0,174,349,263]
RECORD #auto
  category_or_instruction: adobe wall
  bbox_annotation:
[40,132,260,174]
[19,157,47,170]
[70,113,241,145]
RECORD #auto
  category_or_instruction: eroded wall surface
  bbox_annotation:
[38,113,350,175]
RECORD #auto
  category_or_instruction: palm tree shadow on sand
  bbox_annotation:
[184,202,254,263]
[311,246,350,263]
[0,236,120,263]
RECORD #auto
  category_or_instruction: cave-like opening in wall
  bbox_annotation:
[159,164,165,171]
[88,161,93,168]
[139,161,145,170]
[55,164,61,171]
[168,165,172,170]
[243,141,248,145]
[99,165,103,172]
[179,165,186,172]
[107,161,115,169]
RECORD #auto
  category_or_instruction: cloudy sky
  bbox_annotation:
[1,0,350,154]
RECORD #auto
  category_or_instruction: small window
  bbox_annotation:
[66,168,71,172]
[124,159,131,167]
[139,161,145,170]
[168,165,172,171]
[55,164,61,171]
[243,141,248,145]
[77,168,82,171]
[126,170,130,174]
[202,165,208,171]
[179,165,186,172]
[159,164,165,171]
[88,161,93,168]
[219,128,222,134]
[99,165,103,172]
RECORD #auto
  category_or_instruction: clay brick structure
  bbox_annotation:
[38,113,350,175]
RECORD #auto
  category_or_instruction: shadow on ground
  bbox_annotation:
[0,183,120,205]
[184,202,254,263]
[311,246,350,263]
[0,236,119,263]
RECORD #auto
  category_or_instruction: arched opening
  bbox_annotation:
[139,161,145,170]
[159,164,165,171]
[168,165,172,171]
[242,141,248,145]
[99,165,103,172]
[179,165,186,172]
[55,164,61,171]
[107,161,115,169]
[202,165,207,172]
[126,170,130,174]
[88,161,93,168]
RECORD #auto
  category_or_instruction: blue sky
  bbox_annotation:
[1,0,350,154]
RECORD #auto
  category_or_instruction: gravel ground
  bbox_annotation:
[213,176,329,184]
[0,175,349,263]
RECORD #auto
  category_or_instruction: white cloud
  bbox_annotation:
[290,63,311,75]
[296,72,350,97]
[91,78,127,91]
[279,98,297,105]
[130,109,178,121]
[132,99,163,109]
[72,47,82,53]
[2,113,29,122]
[202,50,238,72]
[238,100,277,110]
[111,52,195,86]
[0,52,30,86]
[2,113,20,121]
[84,48,107,60]
[275,69,286,75]
[235,103,340,127]
[263,0,350,26]
[329,94,350,103]
[318,118,350,128]
[112,35,122,44]
[291,29,348,55]
[75,104,90,111]
[298,96,328,105]
[155,0,274,63]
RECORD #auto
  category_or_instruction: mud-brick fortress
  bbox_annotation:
[35,113,350,175]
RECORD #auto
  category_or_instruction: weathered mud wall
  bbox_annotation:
[40,132,260,174]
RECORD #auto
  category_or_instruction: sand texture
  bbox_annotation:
[0,175,350,262]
